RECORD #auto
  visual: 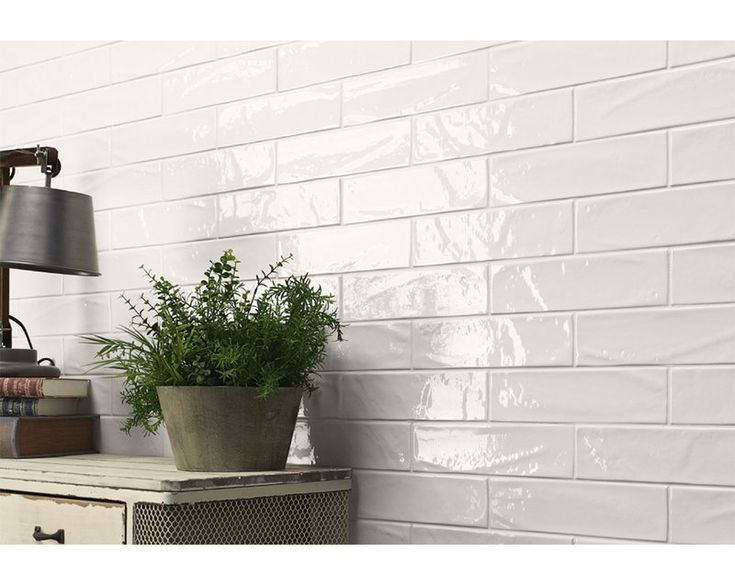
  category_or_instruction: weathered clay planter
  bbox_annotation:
[157,386,303,472]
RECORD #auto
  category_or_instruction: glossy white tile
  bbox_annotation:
[413,202,573,265]
[413,423,573,476]
[9,269,63,299]
[343,53,487,125]
[277,119,410,183]
[0,40,67,72]
[355,471,488,527]
[53,129,110,174]
[574,537,652,544]
[162,143,275,200]
[64,161,162,211]
[11,294,109,337]
[577,184,735,252]
[98,417,164,456]
[94,211,111,252]
[672,244,735,304]
[577,61,735,139]
[300,373,340,419]
[410,525,573,544]
[488,41,666,99]
[82,376,114,416]
[0,101,62,147]
[62,77,161,134]
[489,478,667,540]
[64,248,162,295]
[412,315,572,368]
[0,47,110,110]
[278,221,410,275]
[577,307,735,365]
[491,251,668,313]
[354,521,410,544]
[325,322,410,371]
[63,336,107,376]
[413,103,489,162]
[491,369,667,423]
[162,235,277,286]
[111,197,216,248]
[671,121,735,185]
[163,49,276,113]
[671,487,735,544]
[669,41,735,66]
[339,372,487,421]
[218,180,339,237]
[110,41,217,82]
[342,158,487,223]
[218,84,340,146]
[412,41,506,62]
[671,368,735,424]
[577,426,735,485]
[111,108,216,165]
[217,41,284,58]
[412,90,572,163]
[343,266,487,320]
[278,41,410,89]
[308,421,410,470]
[491,133,667,205]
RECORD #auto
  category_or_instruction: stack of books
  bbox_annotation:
[0,377,95,458]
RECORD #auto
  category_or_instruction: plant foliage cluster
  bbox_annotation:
[84,250,344,435]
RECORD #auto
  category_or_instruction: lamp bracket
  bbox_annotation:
[0,146,61,187]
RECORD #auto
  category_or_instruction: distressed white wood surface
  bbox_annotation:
[0,454,351,492]
[0,491,125,544]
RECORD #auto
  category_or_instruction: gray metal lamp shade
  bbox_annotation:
[0,185,99,275]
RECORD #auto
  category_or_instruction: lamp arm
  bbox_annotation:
[0,268,9,349]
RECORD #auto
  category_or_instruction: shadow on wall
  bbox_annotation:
[295,387,361,540]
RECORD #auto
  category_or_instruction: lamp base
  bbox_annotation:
[0,348,61,377]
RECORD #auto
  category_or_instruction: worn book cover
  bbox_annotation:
[0,378,89,399]
[0,397,79,417]
[0,416,97,458]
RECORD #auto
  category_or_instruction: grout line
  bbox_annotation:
[572,423,577,479]
[667,249,674,305]
[571,313,578,367]
[666,130,673,186]
[666,486,672,543]
[571,87,577,142]
[666,367,673,425]
[485,371,492,422]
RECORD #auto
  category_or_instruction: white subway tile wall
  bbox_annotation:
[2,40,734,544]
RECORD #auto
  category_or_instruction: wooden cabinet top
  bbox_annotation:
[0,453,351,493]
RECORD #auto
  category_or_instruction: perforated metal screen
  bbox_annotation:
[132,489,350,544]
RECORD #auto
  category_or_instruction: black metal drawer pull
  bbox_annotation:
[33,526,65,544]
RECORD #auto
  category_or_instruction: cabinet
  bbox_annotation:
[0,454,351,544]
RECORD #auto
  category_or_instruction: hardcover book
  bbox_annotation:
[0,416,96,458]
[0,397,79,417]
[0,378,89,399]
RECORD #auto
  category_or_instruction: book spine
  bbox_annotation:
[0,378,44,398]
[0,418,19,458]
[1,398,37,417]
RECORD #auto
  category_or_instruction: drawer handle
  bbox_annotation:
[33,526,65,544]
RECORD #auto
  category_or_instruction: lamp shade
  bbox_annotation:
[0,185,99,276]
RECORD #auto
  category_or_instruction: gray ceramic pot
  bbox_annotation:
[157,386,303,472]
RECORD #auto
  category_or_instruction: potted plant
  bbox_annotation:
[84,249,343,472]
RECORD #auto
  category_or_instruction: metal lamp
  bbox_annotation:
[0,146,99,377]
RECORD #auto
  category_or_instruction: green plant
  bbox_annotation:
[83,250,344,435]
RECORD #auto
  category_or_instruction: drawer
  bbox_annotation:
[0,492,125,544]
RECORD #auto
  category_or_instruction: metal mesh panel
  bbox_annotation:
[133,490,350,544]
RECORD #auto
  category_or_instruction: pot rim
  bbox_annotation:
[156,385,304,392]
